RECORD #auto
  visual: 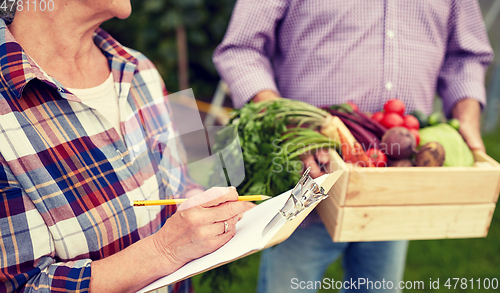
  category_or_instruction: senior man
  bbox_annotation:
[213,0,493,292]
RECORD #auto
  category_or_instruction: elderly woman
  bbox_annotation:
[0,1,250,292]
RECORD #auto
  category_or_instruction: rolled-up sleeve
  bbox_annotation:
[212,0,288,108]
[437,0,494,117]
[0,162,92,293]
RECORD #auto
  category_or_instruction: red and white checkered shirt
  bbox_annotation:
[0,20,194,293]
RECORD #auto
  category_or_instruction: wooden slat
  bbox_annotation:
[328,150,500,206]
[328,149,349,206]
[473,151,500,203]
[337,203,496,242]
[316,194,343,242]
[474,150,500,166]
[344,167,500,206]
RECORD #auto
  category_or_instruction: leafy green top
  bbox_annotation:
[210,99,338,197]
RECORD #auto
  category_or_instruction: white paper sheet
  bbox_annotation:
[137,174,330,293]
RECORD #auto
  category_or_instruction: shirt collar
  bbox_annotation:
[0,19,138,100]
[93,27,138,66]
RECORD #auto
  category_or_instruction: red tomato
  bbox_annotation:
[380,112,404,129]
[346,101,359,112]
[403,115,420,130]
[366,148,388,167]
[371,111,384,123]
[409,129,420,146]
[383,99,406,116]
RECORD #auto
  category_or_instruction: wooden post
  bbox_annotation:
[176,24,189,90]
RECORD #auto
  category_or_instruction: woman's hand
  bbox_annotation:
[90,187,254,292]
[152,187,252,271]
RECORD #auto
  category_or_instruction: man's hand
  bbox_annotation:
[252,90,281,103]
[300,148,331,178]
[254,90,331,178]
[452,98,485,153]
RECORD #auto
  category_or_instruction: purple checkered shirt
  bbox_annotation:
[213,0,493,226]
[213,0,493,116]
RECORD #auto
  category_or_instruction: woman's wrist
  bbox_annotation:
[150,228,185,274]
[90,234,181,293]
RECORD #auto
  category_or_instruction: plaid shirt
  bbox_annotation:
[0,20,193,293]
[213,0,493,116]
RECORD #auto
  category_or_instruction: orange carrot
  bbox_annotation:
[338,129,355,163]
[338,129,374,167]
[353,142,375,167]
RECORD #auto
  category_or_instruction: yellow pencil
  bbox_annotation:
[133,195,271,206]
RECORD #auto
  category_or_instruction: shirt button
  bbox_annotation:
[386,30,395,39]
[57,87,64,92]
[117,149,124,160]
[133,145,141,153]
[385,81,393,91]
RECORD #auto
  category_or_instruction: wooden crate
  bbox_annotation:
[316,150,500,242]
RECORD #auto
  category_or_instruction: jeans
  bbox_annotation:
[257,222,409,293]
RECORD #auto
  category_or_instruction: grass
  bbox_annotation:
[191,127,500,293]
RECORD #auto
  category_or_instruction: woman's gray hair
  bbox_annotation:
[0,8,15,24]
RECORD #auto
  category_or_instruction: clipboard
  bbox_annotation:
[137,169,344,293]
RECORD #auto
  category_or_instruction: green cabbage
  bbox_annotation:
[419,123,474,167]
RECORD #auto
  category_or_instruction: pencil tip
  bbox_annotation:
[261,195,271,200]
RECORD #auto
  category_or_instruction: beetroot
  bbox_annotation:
[380,127,416,159]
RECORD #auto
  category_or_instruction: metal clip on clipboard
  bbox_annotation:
[262,167,330,236]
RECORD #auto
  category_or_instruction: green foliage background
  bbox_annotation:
[101,0,236,100]
[100,1,500,292]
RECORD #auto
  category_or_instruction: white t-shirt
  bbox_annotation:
[68,73,121,137]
